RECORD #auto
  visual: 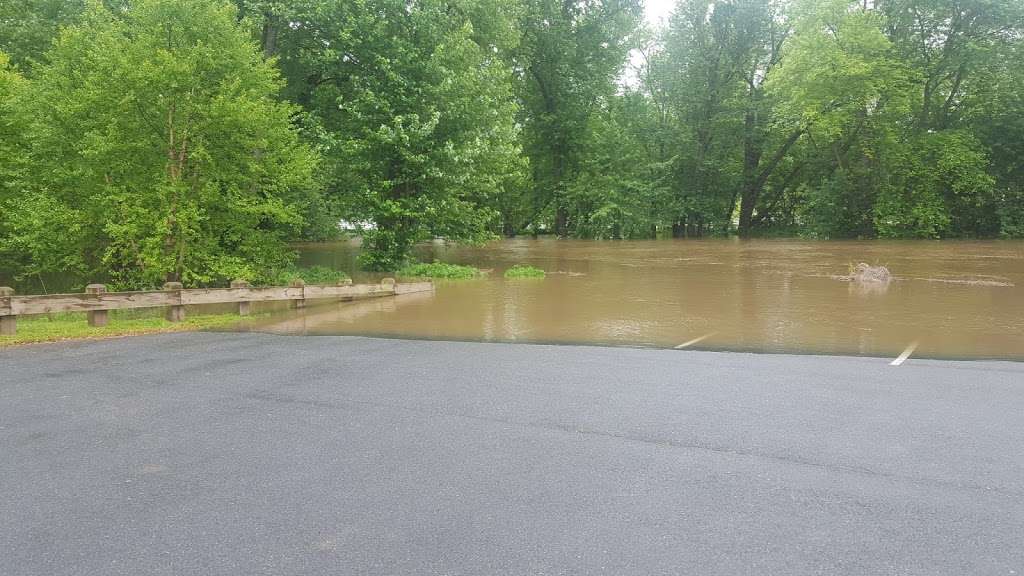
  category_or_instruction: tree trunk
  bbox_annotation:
[260,15,279,57]
[552,141,568,237]
[738,127,803,237]
[738,108,762,237]
[671,220,684,238]
[554,206,568,237]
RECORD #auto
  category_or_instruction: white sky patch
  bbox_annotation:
[645,0,675,26]
[622,0,676,88]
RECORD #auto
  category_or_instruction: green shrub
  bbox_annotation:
[998,187,1024,238]
[503,264,545,279]
[397,261,481,279]
[266,265,349,286]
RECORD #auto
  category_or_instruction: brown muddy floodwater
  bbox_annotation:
[245,239,1024,361]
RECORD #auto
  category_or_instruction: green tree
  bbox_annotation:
[518,0,642,236]
[958,8,1024,238]
[874,131,995,238]
[272,0,526,270]
[0,0,87,71]
[657,0,776,237]
[4,0,318,289]
[0,53,27,203]
[568,91,671,239]
[769,0,912,237]
[882,0,1024,133]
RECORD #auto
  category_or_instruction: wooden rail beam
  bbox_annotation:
[0,280,434,337]
[6,291,176,316]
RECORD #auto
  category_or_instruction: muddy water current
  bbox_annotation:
[248,239,1024,360]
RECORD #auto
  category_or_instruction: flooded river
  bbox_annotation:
[252,239,1024,361]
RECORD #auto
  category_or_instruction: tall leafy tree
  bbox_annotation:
[269,0,526,269]
[0,54,26,203]
[4,0,318,289]
[567,91,671,239]
[518,0,642,236]
[970,39,1024,237]
[0,0,88,70]
[657,0,766,236]
[769,0,912,237]
[881,0,1023,133]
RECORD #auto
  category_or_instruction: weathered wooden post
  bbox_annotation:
[85,284,109,327]
[0,287,15,336]
[231,280,252,316]
[164,282,185,322]
[289,278,306,309]
[336,278,353,302]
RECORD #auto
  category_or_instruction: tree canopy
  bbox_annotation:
[1,0,317,288]
[1,0,1023,289]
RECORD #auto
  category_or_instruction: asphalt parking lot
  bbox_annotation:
[2,332,1022,575]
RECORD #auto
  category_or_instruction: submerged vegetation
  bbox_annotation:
[846,264,893,285]
[2,0,1024,292]
[397,261,483,280]
[504,265,546,279]
[268,266,350,287]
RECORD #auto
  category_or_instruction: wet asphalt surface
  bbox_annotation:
[2,332,1023,575]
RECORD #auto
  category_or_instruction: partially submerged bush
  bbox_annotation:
[268,265,350,286]
[847,263,892,283]
[504,265,545,279]
[398,261,482,280]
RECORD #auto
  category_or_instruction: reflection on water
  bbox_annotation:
[249,238,1024,360]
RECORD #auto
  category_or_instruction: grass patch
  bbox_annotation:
[0,309,263,348]
[397,261,482,280]
[504,264,546,279]
[270,265,349,286]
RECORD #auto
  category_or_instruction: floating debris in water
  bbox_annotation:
[843,263,892,284]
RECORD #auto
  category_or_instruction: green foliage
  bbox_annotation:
[874,132,994,239]
[0,53,28,213]
[273,0,525,268]
[264,265,349,287]
[397,261,482,280]
[4,0,319,289]
[997,188,1024,239]
[503,265,545,279]
[796,168,878,239]
[567,92,672,239]
[519,0,643,236]
[3,0,1024,277]
[0,0,89,71]
[770,0,910,137]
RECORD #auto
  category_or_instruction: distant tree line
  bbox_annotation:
[1,0,1022,288]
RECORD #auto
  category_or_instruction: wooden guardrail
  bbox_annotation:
[0,278,433,336]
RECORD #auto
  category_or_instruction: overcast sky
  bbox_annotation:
[622,1,675,86]
[644,0,675,26]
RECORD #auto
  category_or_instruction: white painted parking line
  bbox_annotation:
[890,341,920,366]
[675,332,717,350]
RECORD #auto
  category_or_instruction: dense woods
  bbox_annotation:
[1,0,1023,288]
